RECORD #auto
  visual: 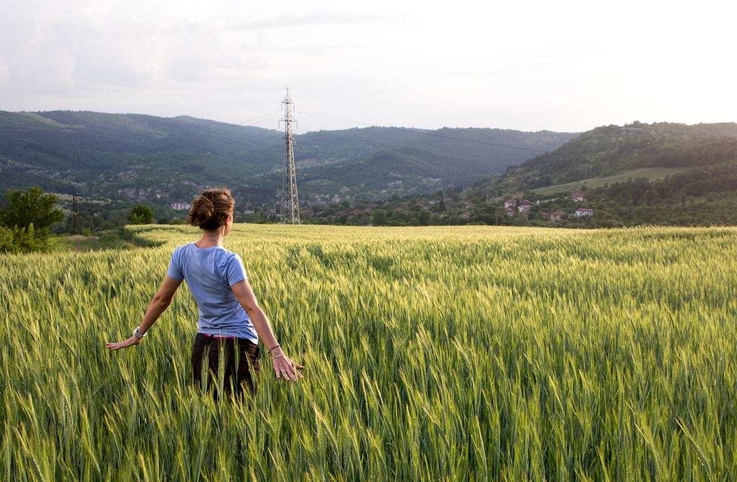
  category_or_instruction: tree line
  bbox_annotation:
[0,186,159,253]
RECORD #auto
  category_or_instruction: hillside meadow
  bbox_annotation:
[1,224,736,480]
[529,167,690,196]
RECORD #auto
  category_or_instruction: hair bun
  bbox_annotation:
[189,197,215,227]
[187,188,234,231]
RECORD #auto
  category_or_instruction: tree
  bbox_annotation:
[371,209,387,226]
[437,197,446,212]
[642,189,660,205]
[0,187,64,253]
[0,186,64,232]
[417,210,430,226]
[128,204,154,225]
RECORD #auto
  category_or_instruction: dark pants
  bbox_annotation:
[191,333,260,400]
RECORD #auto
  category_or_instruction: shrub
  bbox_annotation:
[128,204,154,225]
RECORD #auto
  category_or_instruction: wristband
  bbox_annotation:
[132,327,146,339]
[269,344,281,354]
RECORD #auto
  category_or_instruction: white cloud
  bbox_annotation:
[0,0,735,132]
[0,59,9,87]
[225,11,395,30]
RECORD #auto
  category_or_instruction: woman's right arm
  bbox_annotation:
[106,275,182,350]
[231,279,304,382]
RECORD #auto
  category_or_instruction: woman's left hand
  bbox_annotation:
[106,336,141,351]
[272,351,304,382]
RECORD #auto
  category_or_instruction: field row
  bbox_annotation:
[1,225,736,480]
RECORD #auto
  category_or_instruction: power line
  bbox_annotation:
[297,111,548,153]
[177,111,279,143]
[160,111,281,154]
[187,116,282,156]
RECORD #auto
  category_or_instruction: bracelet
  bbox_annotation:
[132,327,146,339]
[272,354,285,360]
[269,344,281,354]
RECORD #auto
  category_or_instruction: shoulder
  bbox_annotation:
[172,243,191,253]
[171,243,195,259]
[218,248,247,279]
[217,247,242,265]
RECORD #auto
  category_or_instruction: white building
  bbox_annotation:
[170,202,191,211]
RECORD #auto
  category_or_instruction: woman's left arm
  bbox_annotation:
[106,276,182,350]
[231,279,304,382]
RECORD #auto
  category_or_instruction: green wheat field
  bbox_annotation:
[2,225,736,480]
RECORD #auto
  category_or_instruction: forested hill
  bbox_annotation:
[494,121,737,192]
[0,110,576,207]
[0,111,284,205]
[427,121,737,228]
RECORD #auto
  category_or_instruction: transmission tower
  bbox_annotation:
[279,88,300,224]
[72,192,79,234]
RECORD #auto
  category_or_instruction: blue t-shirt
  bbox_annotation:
[166,243,257,342]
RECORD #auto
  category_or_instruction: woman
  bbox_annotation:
[106,187,303,397]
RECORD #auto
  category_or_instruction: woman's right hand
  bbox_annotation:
[271,349,304,382]
[106,335,142,351]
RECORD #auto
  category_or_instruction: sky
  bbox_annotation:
[1,0,735,133]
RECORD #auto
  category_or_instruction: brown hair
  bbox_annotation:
[187,188,235,231]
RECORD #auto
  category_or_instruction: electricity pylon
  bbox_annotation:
[279,88,300,224]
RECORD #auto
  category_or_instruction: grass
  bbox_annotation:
[2,224,736,480]
[531,167,690,196]
[49,228,164,252]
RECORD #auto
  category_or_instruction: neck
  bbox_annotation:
[196,229,224,248]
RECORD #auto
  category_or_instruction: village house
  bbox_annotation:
[575,208,594,217]
[504,199,517,209]
[170,202,191,211]
[539,210,565,221]
[518,200,532,213]
[505,207,516,217]
[571,190,585,202]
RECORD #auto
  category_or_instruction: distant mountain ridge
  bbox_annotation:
[494,121,737,193]
[0,110,577,207]
[439,121,737,228]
